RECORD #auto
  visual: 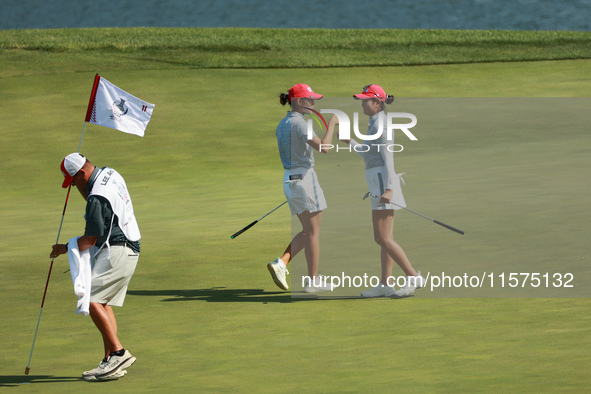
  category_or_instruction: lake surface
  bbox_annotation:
[1,0,589,31]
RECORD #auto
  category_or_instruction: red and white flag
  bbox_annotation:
[85,75,155,137]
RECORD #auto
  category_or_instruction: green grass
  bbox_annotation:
[1,28,591,77]
[0,28,590,392]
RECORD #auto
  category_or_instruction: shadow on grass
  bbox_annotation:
[127,288,362,303]
[0,375,81,386]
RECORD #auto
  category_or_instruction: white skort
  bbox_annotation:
[365,166,406,211]
[283,168,327,216]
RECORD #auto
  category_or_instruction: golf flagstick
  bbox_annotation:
[25,185,73,375]
[25,75,100,375]
[231,201,288,239]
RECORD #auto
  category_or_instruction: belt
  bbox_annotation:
[111,242,129,247]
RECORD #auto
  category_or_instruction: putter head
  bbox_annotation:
[363,192,379,200]
[363,192,370,200]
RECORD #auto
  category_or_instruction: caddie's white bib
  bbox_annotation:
[89,167,141,242]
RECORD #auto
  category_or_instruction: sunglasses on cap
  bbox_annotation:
[362,84,380,98]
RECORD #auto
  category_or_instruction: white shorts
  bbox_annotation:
[90,245,139,307]
[283,168,327,216]
[365,166,406,211]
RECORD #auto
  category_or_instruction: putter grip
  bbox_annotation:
[434,220,465,235]
[230,220,257,239]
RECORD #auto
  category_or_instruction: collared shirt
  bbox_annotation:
[86,166,99,196]
[363,111,394,170]
[84,167,140,253]
[276,111,317,169]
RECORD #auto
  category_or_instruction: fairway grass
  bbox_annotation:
[1,29,590,392]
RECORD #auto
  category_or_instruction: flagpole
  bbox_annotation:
[25,184,72,375]
[77,121,87,153]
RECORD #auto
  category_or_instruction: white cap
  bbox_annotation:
[60,153,86,188]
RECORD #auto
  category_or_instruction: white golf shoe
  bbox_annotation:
[94,350,136,380]
[395,272,425,297]
[82,358,129,381]
[82,359,109,380]
[267,258,289,290]
[361,283,396,298]
[84,369,128,381]
[101,369,127,380]
[303,275,332,293]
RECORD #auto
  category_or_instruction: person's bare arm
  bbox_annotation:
[50,235,97,258]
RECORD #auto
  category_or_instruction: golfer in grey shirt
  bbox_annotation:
[267,83,338,293]
[348,84,424,298]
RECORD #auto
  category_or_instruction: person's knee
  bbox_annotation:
[89,302,106,312]
[304,226,321,240]
[307,228,320,237]
[306,222,321,237]
[374,234,387,246]
[89,302,99,315]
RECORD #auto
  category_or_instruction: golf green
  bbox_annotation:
[1,29,590,392]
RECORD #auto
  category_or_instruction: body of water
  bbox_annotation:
[1,0,590,31]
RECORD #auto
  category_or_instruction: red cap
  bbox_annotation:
[354,84,387,102]
[288,84,323,102]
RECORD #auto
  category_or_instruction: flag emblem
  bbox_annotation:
[111,98,129,121]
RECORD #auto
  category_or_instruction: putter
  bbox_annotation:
[363,192,464,235]
[230,201,288,239]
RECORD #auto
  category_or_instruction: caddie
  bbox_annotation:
[50,152,141,381]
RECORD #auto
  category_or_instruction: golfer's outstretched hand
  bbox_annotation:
[50,244,67,259]
[380,189,393,205]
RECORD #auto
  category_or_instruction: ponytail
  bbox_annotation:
[378,95,395,111]
[279,93,290,106]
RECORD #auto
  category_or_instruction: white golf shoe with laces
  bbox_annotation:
[303,275,332,293]
[83,359,129,381]
[361,283,396,298]
[82,359,109,380]
[267,258,289,290]
[395,272,425,297]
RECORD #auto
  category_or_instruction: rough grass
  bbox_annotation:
[1,28,590,77]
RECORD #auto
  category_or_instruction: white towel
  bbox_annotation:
[67,237,95,316]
